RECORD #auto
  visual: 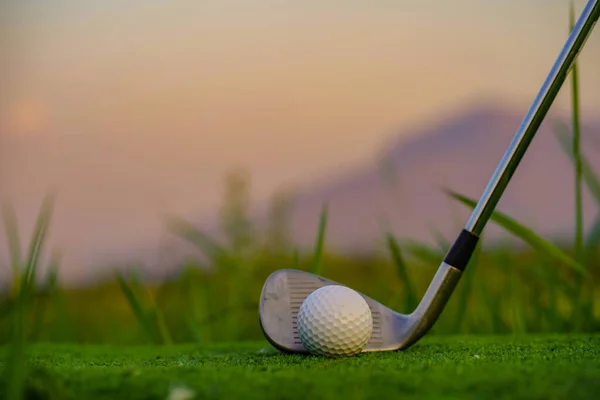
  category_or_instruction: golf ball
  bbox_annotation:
[297,285,373,357]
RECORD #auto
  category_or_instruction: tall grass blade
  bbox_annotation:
[2,203,22,296]
[568,0,584,266]
[429,226,450,253]
[146,283,173,345]
[567,0,588,331]
[116,272,157,344]
[154,308,173,345]
[444,189,588,277]
[28,250,61,341]
[165,215,227,263]
[311,205,328,275]
[402,240,444,266]
[22,194,54,297]
[2,195,54,400]
[385,233,417,313]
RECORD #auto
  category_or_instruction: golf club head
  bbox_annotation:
[259,263,462,353]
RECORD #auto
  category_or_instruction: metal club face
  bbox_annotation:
[259,263,462,353]
[259,0,599,354]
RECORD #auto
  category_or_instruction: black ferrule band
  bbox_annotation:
[443,229,479,271]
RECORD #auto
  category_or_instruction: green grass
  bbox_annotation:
[1,334,598,400]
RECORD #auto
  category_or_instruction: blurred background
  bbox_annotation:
[1,0,599,345]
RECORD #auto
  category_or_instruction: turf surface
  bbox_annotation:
[1,334,599,400]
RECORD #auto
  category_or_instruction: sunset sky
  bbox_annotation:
[1,0,599,282]
[3,0,599,140]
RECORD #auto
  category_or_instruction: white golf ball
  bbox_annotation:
[297,285,373,357]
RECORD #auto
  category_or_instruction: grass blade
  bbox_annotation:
[567,1,589,331]
[21,195,54,297]
[429,226,450,253]
[311,204,328,275]
[568,1,584,266]
[402,240,444,266]
[385,233,418,313]
[154,307,173,345]
[116,272,157,344]
[146,283,173,345]
[2,195,54,400]
[444,189,588,277]
[28,250,61,342]
[165,215,227,263]
[2,203,22,296]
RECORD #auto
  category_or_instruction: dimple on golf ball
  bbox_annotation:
[297,285,373,357]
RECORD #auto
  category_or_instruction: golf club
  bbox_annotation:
[259,0,600,354]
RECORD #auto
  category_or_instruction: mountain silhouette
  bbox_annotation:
[256,102,600,255]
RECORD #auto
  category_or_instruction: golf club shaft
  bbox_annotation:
[465,0,599,237]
